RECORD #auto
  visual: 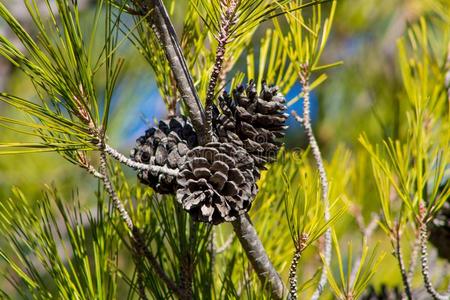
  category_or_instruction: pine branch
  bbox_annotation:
[131,239,149,300]
[100,151,135,231]
[104,144,179,176]
[99,150,182,297]
[232,213,286,299]
[84,165,104,179]
[419,223,450,300]
[139,234,184,296]
[288,251,301,300]
[77,151,104,179]
[393,224,413,300]
[178,220,196,300]
[204,0,238,142]
[294,64,331,300]
[133,0,206,142]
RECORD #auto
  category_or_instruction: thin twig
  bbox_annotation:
[204,0,238,142]
[293,64,331,300]
[99,150,182,297]
[288,251,302,300]
[419,223,450,300]
[121,4,146,16]
[76,149,104,179]
[85,165,104,179]
[140,238,184,295]
[136,268,148,300]
[232,213,286,299]
[135,0,206,141]
[100,151,134,231]
[288,234,308,300]
[216,233,236,254]
[100,151,148,299]
[104,144,179,176]
[394,224,413,300]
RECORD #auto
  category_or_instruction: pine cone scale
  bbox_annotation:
[131,116,198,194]
[213,80,288,167]
[176,142,258,224]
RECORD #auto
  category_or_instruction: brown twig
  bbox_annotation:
[130,231,149,300]
[232,213,286,299]
[140,238,183,295]
[204,0,238,143]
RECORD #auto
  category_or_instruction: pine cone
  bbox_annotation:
[176,142,258,224]
[361,284,401,300]
[428,199,450,261]
[131,117,198,194]
[214,80,288,168]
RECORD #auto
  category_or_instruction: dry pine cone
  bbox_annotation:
[131,117,198,194]
[214,80,288,168]
[176,142,258,224]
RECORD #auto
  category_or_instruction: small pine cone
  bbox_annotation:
[176,142,258,224]
[131,117,198,194]
[428,199,450,261]
[214,80,288,168]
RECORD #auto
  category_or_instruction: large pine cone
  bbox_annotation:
[214,80,288,168]
[176,142,258,224]
[428,199,450,261]
[131,117,198,194]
